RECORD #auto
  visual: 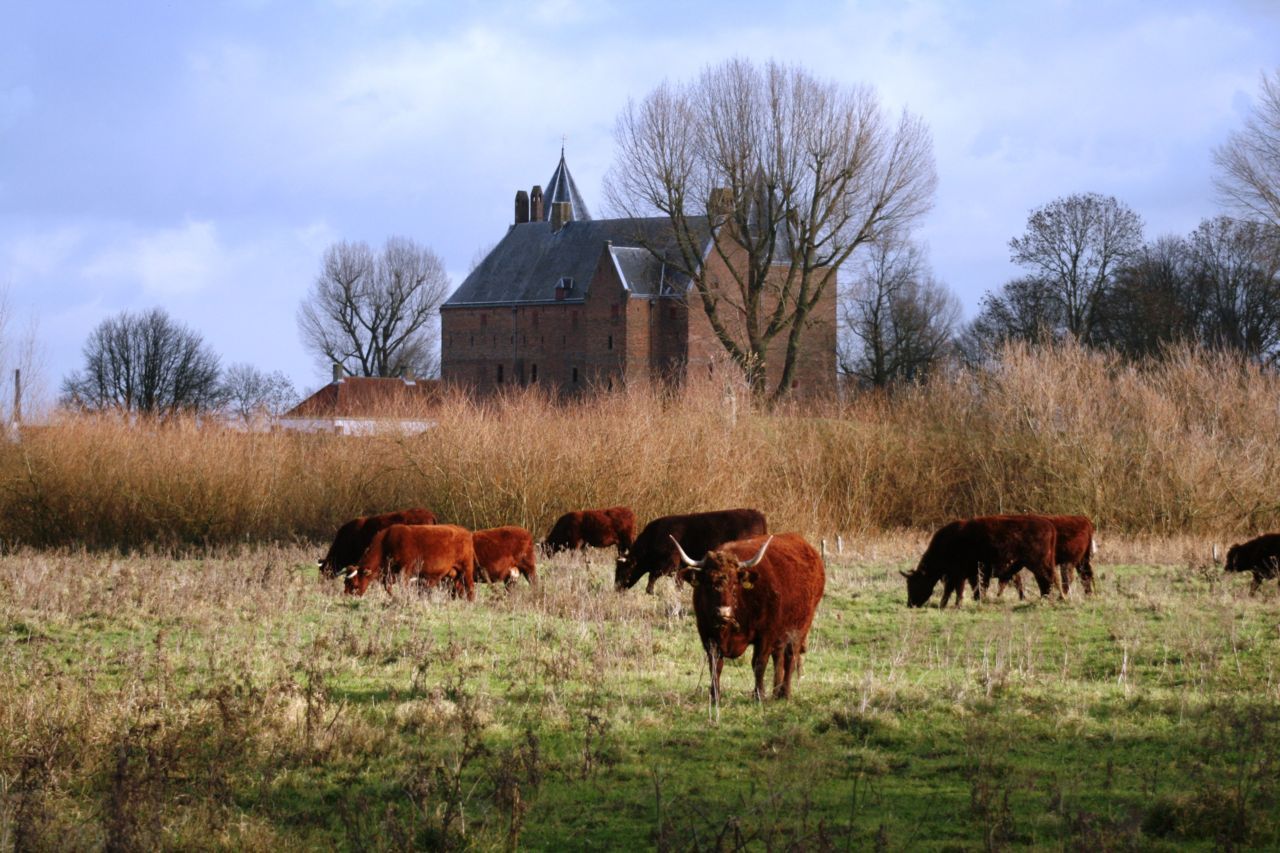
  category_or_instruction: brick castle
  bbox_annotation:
[440,150,836,397]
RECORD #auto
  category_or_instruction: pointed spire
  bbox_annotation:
[543,147,590,222]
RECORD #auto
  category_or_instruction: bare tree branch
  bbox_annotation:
[297,237,450,379]
[605,58,936,399]
[61,308,223,415]
[1214,69,1280,228]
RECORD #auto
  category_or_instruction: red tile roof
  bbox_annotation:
[283,377,440,419]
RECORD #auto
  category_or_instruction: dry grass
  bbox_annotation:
[2,341,1278,551]
[3,534,1279,849]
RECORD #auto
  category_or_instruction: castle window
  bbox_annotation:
[497,364,504,384]
[531,364,538,382]
[607,334,613,351]
[572,367,579,383]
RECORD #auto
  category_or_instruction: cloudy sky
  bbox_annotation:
[2,0,1277,403]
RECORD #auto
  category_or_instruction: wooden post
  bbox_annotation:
[12,369,19,425]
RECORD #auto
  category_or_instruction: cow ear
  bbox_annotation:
[677,568,699,587]
[740,569,758,589]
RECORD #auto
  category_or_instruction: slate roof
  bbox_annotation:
[543,149,591,222]
[282,376,440,418]
[444,216,706,307]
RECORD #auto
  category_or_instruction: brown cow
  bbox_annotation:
[672,533,824,716]
[544,506,636,555]
[318,508,438,577]
[616,508,768,594]
[473,526,538,587]
[1225,533,1280,595]
[995,514,1097,598]
[344,524,475,600]
[904,515,1060,608]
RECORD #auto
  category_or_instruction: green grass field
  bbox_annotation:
[3,538,1278,850]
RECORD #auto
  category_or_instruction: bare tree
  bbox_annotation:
[1214,69,1280,228]
[1008,193,1143,343]
[1094,235,1199,358]
[298,236,451,379]
[957,276,1066,364]
[220,363,298,422]
[605,58,936,400]
[1185,216,1280,364]
[839,236,960,387]
[61,308,223,415]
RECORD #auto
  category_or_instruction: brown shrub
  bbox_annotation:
[1,342,1277,550]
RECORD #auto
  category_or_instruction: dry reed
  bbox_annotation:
[1,341,1277,550]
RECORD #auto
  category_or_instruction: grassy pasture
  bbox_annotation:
[3,536,1279,850]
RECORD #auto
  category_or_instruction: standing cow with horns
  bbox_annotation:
[671,533,825,718]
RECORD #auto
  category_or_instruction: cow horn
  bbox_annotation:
[739,535,774,570]
[316,559,324,567]
[346,569,358,579]
[669,535,705,569]
[899,570,911,579]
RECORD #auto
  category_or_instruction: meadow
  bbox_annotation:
[2,536,1279,851]
[2,343,1279,850]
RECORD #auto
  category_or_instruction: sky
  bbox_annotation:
[2,0,1278,405]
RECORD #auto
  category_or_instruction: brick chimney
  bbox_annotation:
[515,189,529,224]
[709,187,734,217]
[530,185,544,222]
[551,200,571,232]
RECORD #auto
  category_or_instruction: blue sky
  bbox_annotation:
[2,0,1278,403]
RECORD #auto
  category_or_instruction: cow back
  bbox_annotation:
[1228,532,1280,574]
[322,507,438,574]
[623,508,768,588]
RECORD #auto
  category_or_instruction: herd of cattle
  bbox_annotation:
[315,506,1280,707]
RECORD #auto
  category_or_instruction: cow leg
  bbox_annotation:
[645,574,657,595]
[940,578,954,608]
[1251,574,1263,596]
[1013,572,1025,600]
[776,644,797,699]
[770,645,787,698]
[751,644,769,702]
[1060,564,1074,596]
[707,645,725,718]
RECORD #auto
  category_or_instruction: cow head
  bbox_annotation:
[901,567,935,608]
[672,535,771,625]
[614,555,639,590]
[1224,545,1241,573]
[343,566,376,596]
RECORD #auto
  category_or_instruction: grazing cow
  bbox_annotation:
[1224,533,1280,595]
[473,525,538,587]
[543,506,636,555]
[615,508,768,594]
[903,515,1060,608]
[996,514,1098,598]
[672,533,824,715]
[344,523,475,600]
[318,508,438,577]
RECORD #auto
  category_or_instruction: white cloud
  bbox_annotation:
[2,225,87,283]
[82,220,224,296]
